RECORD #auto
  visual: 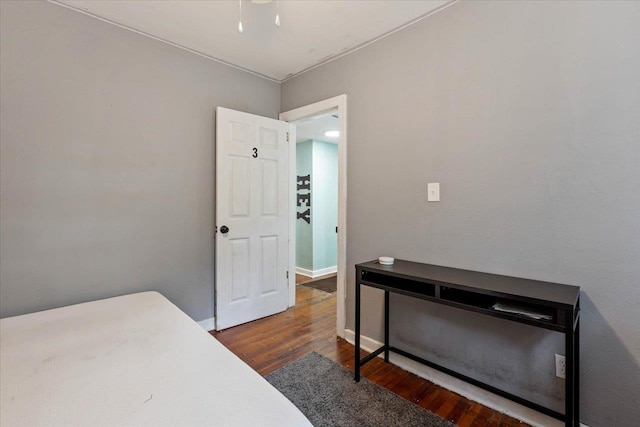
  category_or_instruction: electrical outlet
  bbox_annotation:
[555,354,566,379]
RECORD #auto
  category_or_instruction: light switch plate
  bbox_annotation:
[427,183,440,202]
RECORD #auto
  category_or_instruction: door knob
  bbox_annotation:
[220,225,229,234]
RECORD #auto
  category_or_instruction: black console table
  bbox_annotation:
[355,259,580,427]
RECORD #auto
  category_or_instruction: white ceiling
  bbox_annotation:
[55,0,453,82]
[295,110,339,144]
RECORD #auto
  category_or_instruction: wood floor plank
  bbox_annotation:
[470,406,498,427]
[486,413,506,427]
[446,399,473,425]
[435,393,463,420]
[458,402,484,427]
[211,285,531,427]
[402,377,435,404]
[423,388,449,413]
[414,381,439,406]
[390,372,427,400]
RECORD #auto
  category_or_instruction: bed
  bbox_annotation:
[0,292,312,426]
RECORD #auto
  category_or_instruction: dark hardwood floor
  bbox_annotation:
[212,284,528,427]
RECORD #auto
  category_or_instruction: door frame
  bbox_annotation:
[280,94,347,339]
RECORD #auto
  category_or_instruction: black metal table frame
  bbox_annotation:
[354,260,580,427]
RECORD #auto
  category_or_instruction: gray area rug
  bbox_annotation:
[265,352,455,427]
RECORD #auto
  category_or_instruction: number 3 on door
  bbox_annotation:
[252,147,258,158]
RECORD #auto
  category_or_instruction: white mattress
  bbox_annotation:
[0,292,312,427]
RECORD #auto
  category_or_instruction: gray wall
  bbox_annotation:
[0,1,280,321]
[282,1,640,426]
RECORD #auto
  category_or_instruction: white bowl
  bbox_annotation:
[378,256,394,265]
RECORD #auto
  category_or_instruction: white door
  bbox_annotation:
[215,107,292,330]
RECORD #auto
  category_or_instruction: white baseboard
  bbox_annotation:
[197,317,215,332]
[344,329,590,427]
[295,267,314,277]
[295,265,337,278]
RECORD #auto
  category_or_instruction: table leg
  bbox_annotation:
[355,279,361,382]
[565,310,575,427]
[384,290,389,363]
[574,313,580,426]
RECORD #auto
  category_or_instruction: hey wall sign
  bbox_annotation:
[297,174,311,224]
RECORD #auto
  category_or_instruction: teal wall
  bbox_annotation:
[295,140,313,271]
[311,141,338,270]
[295,140,338,273]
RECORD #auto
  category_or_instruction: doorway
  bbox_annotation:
[280,95,347,338]
[293,109,338,288]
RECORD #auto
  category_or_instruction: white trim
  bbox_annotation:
[197,317,216,332]
[343,329,590,427]
[295,265,337,279]
[295,267,314,278]
[48,1,279,83]
[344,329,384,356]
[280,94,347,339]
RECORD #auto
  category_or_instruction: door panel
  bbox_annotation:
[260,235,278,295]
[230,238,250,302]
[261,159,278,216]
[216,107,291,330]
[230,156,250,217]
[260,127,279,149]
